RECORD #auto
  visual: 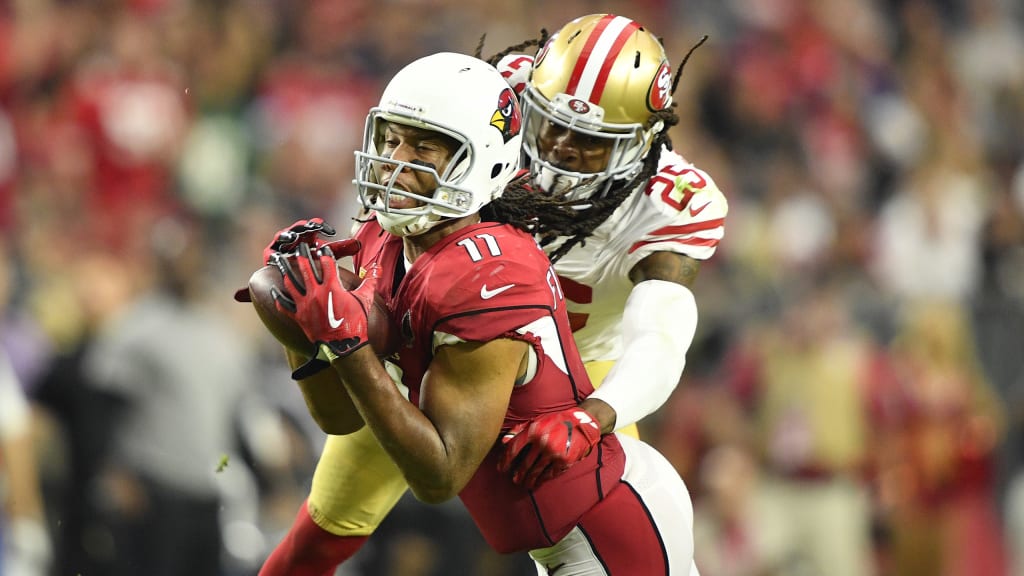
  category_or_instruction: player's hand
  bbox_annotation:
[233,230,361,303]
[498,407,601,489]
[264,217,337,264]
[271,242,379,360]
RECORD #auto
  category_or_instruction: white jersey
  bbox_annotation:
[547,148,727,363]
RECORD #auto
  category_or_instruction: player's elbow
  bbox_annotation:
[407,473,461,504]
[410,485,457,505]
[318,420,365,436]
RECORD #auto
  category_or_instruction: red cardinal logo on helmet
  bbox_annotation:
[490,88,521,143]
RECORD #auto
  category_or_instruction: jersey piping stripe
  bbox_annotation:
[432,304,553,334]
[576,525,612,575]
[528,493,557,546]
[629,236,720,254]
[623,480,671,575]
[565,15,639,103]
[644,217,726,237]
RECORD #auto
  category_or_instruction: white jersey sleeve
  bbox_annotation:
[623,151,728,266]
[550,148,728,363]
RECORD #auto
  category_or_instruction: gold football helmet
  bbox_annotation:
[522,14,673,198]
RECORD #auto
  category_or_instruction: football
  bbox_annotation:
[245,257,398,358]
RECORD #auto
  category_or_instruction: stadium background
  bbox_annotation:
[1,0,1023,574]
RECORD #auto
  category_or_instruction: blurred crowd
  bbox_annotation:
[1,0,1023,575]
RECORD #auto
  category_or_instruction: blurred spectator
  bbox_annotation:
[0,348,51,576]
[872,135,993,302]
[692,443,787,576]
[876,301,1007,576]
[726,278,879,576]
[79,216,263,576]
[31,249,134,576]
[0,236,51,576]
[64,9,189,245]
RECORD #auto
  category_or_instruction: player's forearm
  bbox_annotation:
[286,348,363,435]
[332,347,459,503]
[588,280,697,430]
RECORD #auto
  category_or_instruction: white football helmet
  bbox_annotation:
[354,52,523,237]
[521,14,673,199]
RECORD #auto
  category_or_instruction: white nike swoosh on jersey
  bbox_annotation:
[480,283,515,300]
[327,292,344,328]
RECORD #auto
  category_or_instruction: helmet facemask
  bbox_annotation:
[520,87,663,199]
[355,114,478,236]
[522,88,660,200]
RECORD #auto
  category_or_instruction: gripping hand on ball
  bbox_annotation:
[234,218,358,303]
[263,217,336,264]
[271,242,380,362]
[498,407,601,489]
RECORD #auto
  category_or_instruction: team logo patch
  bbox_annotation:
[401,310,415,347]
[568,99,591,114]
[647,60,672,112]
[490,88,521,143]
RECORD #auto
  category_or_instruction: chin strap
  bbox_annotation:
[588,280,697,430]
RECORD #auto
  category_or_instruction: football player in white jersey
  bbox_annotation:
[491,13,727,486]
[257,14,724,575]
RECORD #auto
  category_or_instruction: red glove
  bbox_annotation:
[263,217,336,264]
[498,407,601,489]
[271,242,379,360]
[233,221,358,303]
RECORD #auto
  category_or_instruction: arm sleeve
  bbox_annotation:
[587,279,697,429]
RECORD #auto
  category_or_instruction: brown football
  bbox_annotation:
[246,257,398,358]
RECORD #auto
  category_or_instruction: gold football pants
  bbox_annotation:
[307,360,639,535]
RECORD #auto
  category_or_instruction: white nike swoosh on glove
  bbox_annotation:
[328,292,345,328]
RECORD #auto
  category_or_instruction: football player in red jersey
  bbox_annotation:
[258,51,698,575]
[258,14,722,576]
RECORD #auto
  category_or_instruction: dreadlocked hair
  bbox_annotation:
[480,29,550,66]
[483,172,582,237]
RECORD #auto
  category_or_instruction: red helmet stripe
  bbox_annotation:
[566,15,614,95]
[590,20,639,103]
[565,15,640,105]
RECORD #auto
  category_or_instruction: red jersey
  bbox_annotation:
[353,218,626,553]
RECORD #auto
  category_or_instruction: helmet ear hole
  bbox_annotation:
[491,164,503,178]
